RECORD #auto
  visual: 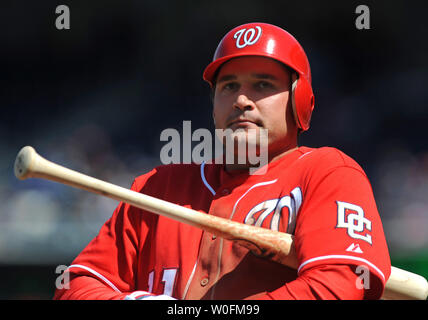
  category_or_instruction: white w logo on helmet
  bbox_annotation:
[233,26,262,48]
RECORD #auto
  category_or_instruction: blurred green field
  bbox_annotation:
[391,253,428,283]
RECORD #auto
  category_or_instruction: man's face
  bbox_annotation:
[212,56,297,160]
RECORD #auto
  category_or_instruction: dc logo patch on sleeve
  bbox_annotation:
[336,201,372,244]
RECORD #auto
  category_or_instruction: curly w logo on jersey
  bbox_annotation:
[244,187,302,234]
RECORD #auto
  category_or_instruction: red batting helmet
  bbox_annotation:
[203,22,315,132]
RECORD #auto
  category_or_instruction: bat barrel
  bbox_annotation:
[383,266,428,300]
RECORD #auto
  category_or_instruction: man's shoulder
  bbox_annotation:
[132,162,220,191]
[134,162,200,181]
[296,146,365,173]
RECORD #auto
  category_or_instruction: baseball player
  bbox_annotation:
[54,23,391,300]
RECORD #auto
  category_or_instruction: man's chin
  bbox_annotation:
[231,128,268,147]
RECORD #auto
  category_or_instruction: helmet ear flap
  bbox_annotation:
[291,73,314,132]
[291,73,300,130]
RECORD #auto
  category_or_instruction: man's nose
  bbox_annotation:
[233,94,256,111]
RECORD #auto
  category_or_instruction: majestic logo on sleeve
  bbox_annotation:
[244,187,302,233]
[233,26,262,48]
[336,201,372,244]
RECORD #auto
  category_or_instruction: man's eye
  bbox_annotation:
[256,81,274,89]
[223,82,238,91]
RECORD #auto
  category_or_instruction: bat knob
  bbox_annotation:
[14,146,37,180]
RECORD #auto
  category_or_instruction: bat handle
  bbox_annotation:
[14,146,38,180]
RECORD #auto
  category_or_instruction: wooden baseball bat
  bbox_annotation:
[14,146,428,300]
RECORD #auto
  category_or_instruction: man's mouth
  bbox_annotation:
[227,118,261,129]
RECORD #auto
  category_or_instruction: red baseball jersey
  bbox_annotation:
[55,146,391,300]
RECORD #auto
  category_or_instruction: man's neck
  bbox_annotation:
[224,144,299,173]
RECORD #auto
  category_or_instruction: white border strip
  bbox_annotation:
[181,261,198,300]
[229,179,278,220]
[298,150,313,160]
[297,255,385,282]
[68,264,122,293]
[200,162,216,196]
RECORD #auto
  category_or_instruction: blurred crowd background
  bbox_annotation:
[0,0,427,299]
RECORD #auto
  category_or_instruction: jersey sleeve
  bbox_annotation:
[255,264,365,300]
[54,169,158,300]
[293,151,391,299]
